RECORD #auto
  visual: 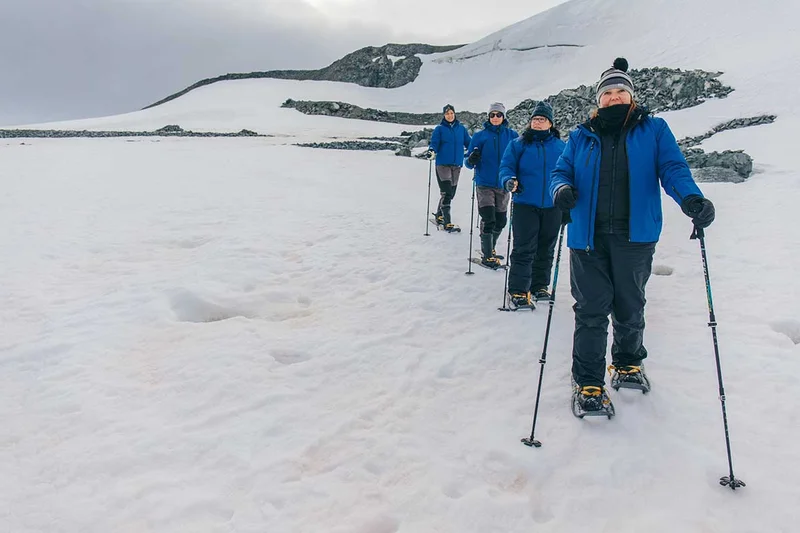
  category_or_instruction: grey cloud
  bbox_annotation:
[0,0,392,125]
[0,0,566,126]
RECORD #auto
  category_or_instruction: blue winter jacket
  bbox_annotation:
[429,119,471,166]
[549,113,704,251]
[465,121,519,189]
[499,132,567,208]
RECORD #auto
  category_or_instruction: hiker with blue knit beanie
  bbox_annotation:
[498,101,566,308]
[426,104,471,232]
[466,102,519,268]
[549,58,716,416]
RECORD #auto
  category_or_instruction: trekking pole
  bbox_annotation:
[465,181,476,275]
[691,225,745,490]
[498,202,514,310]
[522,223,566,448]
[424,159,433,236]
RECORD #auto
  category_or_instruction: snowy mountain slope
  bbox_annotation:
[22,0,799,166]
[1,137,798,532]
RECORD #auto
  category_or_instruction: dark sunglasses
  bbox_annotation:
[489,112,504,118]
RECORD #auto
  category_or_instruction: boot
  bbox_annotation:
[491,230,504,260]
[441,205,452,226]
[508,291,534,309]
[532,287,551,300]
[480,233,501,268]
[577,386,612,412]
[609,364,651,393]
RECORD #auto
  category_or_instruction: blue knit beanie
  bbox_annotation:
[530,101,554,124]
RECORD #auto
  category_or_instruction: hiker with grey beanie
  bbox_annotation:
[426,104,471,232]
[465,102,519,268]
[498,101,566,307]
[549,57,716,416]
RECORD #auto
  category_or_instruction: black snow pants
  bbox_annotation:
[435,165,461,215]
[570,234,656,387]
[507,203,562,294]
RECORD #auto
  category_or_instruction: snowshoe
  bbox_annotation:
[470,257,507,270]
[532,287,551,301]
[571,384,615,419]
[508,291,535,310]
[444,223,461,233]
[474,249,505,261]
[609,364,651,393]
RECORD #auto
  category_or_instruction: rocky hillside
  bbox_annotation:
[144,43,463,109]
[283,67,777,182]
[284,67,732,134]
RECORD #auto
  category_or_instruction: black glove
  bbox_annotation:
[554,186,577,210]
[467,149,481,166]
[561,209,572,225]
[504,178,518,192]
[680,195,715,228]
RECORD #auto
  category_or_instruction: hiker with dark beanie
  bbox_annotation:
[499,101,566,308]
[466,102,518,268]
[426,104,471,233]
[550,58,716,415]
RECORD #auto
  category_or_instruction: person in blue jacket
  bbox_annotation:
[426,104,471,232]
[465,102,519,268]
[549,58,716,414]
[499,101,566,308]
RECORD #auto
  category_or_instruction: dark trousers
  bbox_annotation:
[435,166,461,213]
[476,186,510,235]
[570,234,656,387]
[507,203,561,294]
[478,206,508,235]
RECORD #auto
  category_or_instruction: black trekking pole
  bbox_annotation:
[424,159,433,236]
[498,202,514,311]
[522,223,566,448]
[691,225,745,490]
[465,181,476,275]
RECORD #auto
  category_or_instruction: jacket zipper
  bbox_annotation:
[494,130,500,188]
[584,140,594,167]
[584,139,596,251]
[626,135,632,241]
[625,117,641,242]
[451,123,458,164]
[540,142,547,206]
[609,136,617,235]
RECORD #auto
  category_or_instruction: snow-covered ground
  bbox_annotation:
[2,137,798,532]
[3,0,800,530]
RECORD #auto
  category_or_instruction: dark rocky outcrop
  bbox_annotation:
[285,66,758,181]
[675,115,775,182]
[282,99,483,126]
[683,149,754,183]
[678,115,776,149]
[296,141,401,151]
[144,43,463,109]
[0,125,262,139]
[286,68,774,182]
[284,67,733,135]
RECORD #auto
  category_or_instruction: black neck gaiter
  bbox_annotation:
[595,104,631,134]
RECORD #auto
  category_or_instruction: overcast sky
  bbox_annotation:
[0,0,566,126]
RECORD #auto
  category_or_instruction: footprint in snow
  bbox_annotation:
[270,349,312,365]
[169,290,251,323]
[769,319,800,345]
[652,264,674,276]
